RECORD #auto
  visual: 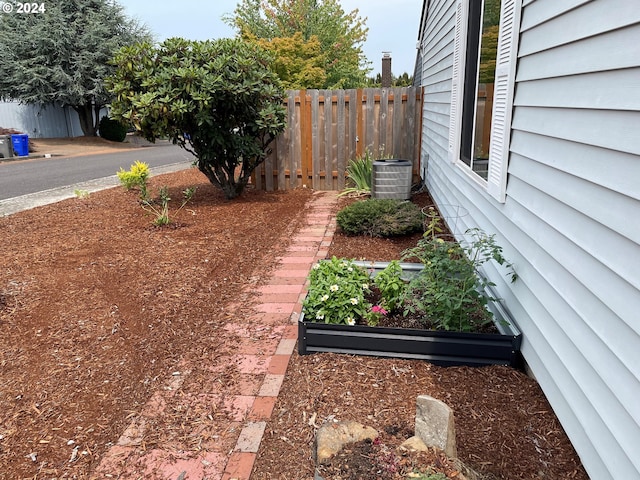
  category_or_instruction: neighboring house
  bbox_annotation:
[0,100,105,138]
[415,0,639,479]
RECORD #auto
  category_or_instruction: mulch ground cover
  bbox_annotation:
[0,173,588,480]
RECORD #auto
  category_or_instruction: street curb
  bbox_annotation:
[0,161,193,217]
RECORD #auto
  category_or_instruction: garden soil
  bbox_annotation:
[0,144,588,479]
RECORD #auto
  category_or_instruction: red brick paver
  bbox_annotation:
[93,191,337,479]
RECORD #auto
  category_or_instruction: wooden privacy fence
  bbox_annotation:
[253,87,423,191]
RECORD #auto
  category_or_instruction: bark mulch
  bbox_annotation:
[251,192,588,480]
[0,170,588,479]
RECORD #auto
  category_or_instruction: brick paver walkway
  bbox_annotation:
[93,191,337,479]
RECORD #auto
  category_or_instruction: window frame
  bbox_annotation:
[448,0,522,203]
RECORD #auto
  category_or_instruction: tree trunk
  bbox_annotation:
[94,103,103,136]
[73,103,98,136]
[196,159,249,200]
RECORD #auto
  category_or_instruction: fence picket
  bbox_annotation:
[255,86,422,191]
[336,90,347,191]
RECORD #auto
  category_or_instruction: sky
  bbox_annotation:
[121,0,423,76]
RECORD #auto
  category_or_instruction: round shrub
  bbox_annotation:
[98,116,127,142]
[336,199,424,237]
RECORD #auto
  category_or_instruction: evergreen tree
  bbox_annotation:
[393,72,413,87]
[0,0,150,136]
[366,72,413,87]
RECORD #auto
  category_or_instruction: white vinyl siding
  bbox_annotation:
[417,0,640,478]
[419,0,457,181]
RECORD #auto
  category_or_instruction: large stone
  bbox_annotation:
[314,420,378,464]
[415,395,457,458]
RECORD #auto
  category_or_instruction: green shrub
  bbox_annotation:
[336,199,423,237]
[400,228,517,332]
[117,160,149,198]
[108,37,286,199]
[99,116,127,142]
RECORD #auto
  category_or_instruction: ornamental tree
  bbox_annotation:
[0,0,150,136]
[254,32,327,89]
[225,0,370,88]
[107,38,286,199]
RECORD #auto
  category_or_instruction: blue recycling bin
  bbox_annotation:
[11,134,29,156]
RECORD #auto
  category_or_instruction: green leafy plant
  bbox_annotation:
[336,199,423,237]
[98,116,127,142]
[401,228,516,332]
[423,206,445,239]
[117,161,149,198]
[373,260,406,311]
[108,37,286,199]
[406,471,448,480]
[340,151,374,197]
[141,186,197,226]
[117,162,195,226]
[73,189,90,199]
[302,257,372,325]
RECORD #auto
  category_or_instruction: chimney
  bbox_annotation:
[381,52,392,88]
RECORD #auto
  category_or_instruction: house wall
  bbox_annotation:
[0,100,87,138]
[417,0,640,479]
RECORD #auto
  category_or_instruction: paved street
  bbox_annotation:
[0,141,194,216]
[0,141,194,200]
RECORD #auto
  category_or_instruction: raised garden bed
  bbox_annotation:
[298,261,523,368]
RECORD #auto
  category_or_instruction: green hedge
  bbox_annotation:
[336,199,424,237]
[98,116,127,142]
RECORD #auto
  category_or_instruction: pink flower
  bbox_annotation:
[371,305,387,315]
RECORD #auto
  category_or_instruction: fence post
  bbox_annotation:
[299,89,312,188]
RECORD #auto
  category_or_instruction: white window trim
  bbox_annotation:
[448,0,522,203]
[448,0,466,165]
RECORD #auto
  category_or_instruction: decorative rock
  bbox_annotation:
[415,395,457,458]
[314,420,378,464]
[398,435,429,452]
